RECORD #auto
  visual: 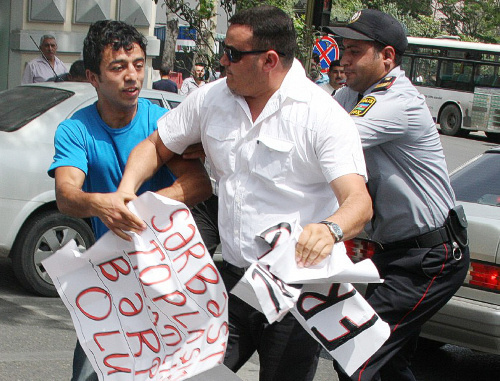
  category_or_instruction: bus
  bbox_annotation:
[401,37,500,140]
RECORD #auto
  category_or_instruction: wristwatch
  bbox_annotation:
[319,221,344,242]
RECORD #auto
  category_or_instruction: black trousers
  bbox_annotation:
[191,194,220,256]
[220,265,321,381]
[334,243,470,381]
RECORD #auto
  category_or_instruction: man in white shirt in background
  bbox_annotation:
[319,59,346,95]
[22,34,68,84]
[179,62,206,95]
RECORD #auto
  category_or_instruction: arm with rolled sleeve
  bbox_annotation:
[296,101,372,267]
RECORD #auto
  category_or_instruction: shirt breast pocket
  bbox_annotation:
[205,126,238,175]
[251,135,294,184]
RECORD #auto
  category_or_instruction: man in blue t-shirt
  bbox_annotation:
[48,20,211,381]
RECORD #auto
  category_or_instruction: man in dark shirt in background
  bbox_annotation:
[153,64,178,93]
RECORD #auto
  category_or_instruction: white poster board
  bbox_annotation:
[44,193,228,381]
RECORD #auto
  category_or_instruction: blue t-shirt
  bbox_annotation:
[48,98,176,239]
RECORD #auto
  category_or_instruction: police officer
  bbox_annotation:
[329,9,470,381]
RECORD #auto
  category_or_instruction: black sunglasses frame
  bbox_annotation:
[221,42,285,63]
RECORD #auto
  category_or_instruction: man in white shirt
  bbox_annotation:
[22,34,68,84]
[179,62,206,95]
[111,5,372,380]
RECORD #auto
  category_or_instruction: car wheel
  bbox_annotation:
[11,210,95,297]
[439,104,464,136]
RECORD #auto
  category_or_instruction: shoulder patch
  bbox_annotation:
[350,96,376,117]
[372,76,396,92]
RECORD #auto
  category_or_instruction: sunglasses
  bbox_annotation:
[221,42,285,63]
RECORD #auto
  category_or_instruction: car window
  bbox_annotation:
[451,153,500,206]
[168,101,181,109]
[146,97,164,107]
[143,97,182,110]
[0,86,74,132]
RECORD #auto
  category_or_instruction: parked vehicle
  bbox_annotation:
[346,147,500,354]
[0,82,183,296]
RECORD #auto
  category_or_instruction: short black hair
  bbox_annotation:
[69,60,86,81]
[159,64,171,76]
[330,60,341,68]
[83,20,147,75]
[371,41,403,66]
[229,5,296,68]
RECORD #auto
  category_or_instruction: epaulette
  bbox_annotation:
[372,76,396,92]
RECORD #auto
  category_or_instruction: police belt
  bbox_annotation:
[381,226,450,251]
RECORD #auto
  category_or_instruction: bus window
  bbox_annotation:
[401,55,412,78]
[439,61,474,91]
[474,64,499,87]
[413,57,438,86]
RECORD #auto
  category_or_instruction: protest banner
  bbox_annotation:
[231,221,390,376]
[43,192,228,381]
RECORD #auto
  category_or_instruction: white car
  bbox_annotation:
[346,147,500,354]
[419,147,500,354]
[0,82,184,296]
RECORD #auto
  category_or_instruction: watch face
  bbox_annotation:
[321,221,343,241]
[331,223,343,240]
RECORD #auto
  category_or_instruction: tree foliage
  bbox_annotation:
[330,0,499,43]
[154,0,316,76]
[152,0,499,79]
[436,0,500,43]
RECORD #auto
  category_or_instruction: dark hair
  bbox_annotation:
[83,20,147,75]
[69,60,86,81]
[159,64,171,76]
[372,41,403,66]
[329,60,342,71]
[229,5,296,68]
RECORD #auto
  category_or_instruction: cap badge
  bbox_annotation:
[349,11,362,24]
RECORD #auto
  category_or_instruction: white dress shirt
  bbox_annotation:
[179,77,206,96]
[22,56,68,84]
[158,60,367,267]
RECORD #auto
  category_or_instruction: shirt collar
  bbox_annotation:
[276,59,311,103]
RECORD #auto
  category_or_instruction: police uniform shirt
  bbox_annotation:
[335,66,455,244]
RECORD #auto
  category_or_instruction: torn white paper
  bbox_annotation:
[231,221,390,376]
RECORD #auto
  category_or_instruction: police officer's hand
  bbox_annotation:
[91,191,145,241]
[295,223,335,267]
